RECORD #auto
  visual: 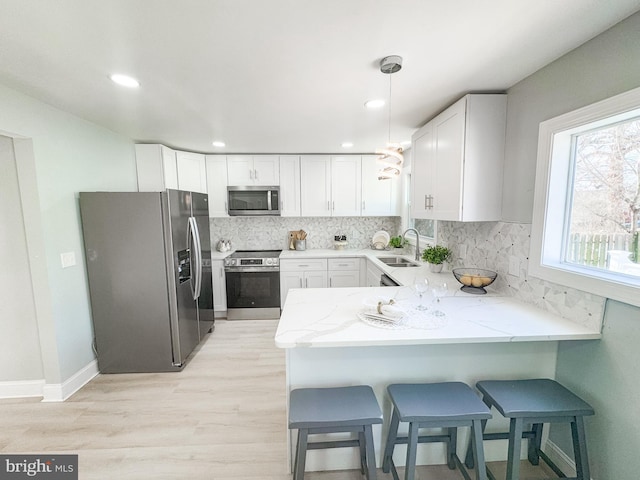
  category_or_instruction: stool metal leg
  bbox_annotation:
[447,427,458,469]
[383,409,400,473]
[404,422,419,480]
[294,428,308,480]
[571,416,591,480]
[358,431,366,474]
[364,424,378,480]
[506,418,524,480]
[465,417,487,469]
[527,423,543,465]
[471,419,488,480]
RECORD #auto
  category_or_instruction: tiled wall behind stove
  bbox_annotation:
[439,221,605,331]
[210,216,401,251]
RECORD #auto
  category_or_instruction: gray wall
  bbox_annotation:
[554,300,640,480]
[499,11,640,478]
[502,11,640,223]
[0,83,137,385]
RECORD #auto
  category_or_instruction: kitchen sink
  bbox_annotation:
[377,257,420,267]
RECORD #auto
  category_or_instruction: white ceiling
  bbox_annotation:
[1,0,639,154]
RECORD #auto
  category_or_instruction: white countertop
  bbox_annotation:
[274,286,601,348]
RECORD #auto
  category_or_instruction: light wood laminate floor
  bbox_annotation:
[0,320,555,479]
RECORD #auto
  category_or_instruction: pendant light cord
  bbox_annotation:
[388,74,392,145]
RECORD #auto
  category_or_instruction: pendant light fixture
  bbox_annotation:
[376,55,403,180]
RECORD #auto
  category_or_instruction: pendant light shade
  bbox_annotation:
[376,55,404,180]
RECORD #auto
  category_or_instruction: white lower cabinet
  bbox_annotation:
[328,258,360,288]
[211,260,227,314]
[280,259,328,307]
[366,260,384,287]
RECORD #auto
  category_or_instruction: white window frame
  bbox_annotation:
[530,86,640,307]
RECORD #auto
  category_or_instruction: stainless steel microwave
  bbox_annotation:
[227,186,280,216]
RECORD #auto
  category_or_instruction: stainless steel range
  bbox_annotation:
[224,250,281,320]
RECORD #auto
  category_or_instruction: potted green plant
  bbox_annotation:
[389,235,407,249]
[421,245,452,273]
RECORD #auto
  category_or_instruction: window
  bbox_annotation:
[530,86,640,307]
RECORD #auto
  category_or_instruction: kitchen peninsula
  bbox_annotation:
[275,260,601,472]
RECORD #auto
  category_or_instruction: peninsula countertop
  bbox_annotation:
[274,286,601,348]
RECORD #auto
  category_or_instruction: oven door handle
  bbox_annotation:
[225,266,280,273]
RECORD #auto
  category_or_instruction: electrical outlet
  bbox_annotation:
[508,256,520,277]
[459,245,468,258]
[60,251,76,268]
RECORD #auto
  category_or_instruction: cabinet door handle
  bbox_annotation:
[327,201,330,211]
[425,195,428,209]
[299,264,309,267]
[329,278,332,287]
[362,201,365,210]
[254,169,258,180]
[249,169,253,180]
[332,201,335,211]
[305,278,308,288]
[299,278,303,288]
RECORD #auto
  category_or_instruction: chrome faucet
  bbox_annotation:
[402,228,420,261]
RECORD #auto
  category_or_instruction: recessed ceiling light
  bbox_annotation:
[212,141,226,147]
[109,74,140,88]
[365,99,385,109]
[341,142,354,148]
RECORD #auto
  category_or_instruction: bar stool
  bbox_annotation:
[288,385,383,480]
[464,378,594,480]
[382,382,492,480]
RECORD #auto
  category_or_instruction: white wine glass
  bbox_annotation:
[413,276,429,311]
[431,282,448,317]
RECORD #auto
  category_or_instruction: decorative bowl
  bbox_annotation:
[452,268,497,294]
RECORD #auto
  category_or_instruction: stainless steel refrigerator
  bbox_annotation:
[79,190,214,373]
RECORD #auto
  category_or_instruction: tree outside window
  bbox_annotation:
[567,117,640,272]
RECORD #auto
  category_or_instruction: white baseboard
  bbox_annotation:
[41,360,99,402]
[543,439,577,477]
[0,379,45,399]
[1,361,99,401]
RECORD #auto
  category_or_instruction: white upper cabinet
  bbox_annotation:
[227,155,279,186]
[205,155,229,217]
[176,151,207,193]
[361,155,398,216]
[279,155,301,217]
[135,144,179,191]
[331,156,362,216]
[300,155,362,217]
[300,155,332,216]
[136,144,207,193]
[411,94,506,221]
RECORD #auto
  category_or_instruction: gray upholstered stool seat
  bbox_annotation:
[382,382,492,480]
[465,378,595,480]
[288,385,383,480]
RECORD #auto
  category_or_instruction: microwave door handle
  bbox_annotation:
[267,191,272,211]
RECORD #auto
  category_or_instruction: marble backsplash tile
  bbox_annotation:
[210,216,401,251]
[438,221,605,331]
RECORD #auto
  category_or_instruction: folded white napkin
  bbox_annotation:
[361,297,405,319]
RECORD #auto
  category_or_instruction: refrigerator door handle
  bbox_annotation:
[188,216,203,300]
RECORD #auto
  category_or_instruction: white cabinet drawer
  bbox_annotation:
[280,258,328,272]
[327,258,359,271]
